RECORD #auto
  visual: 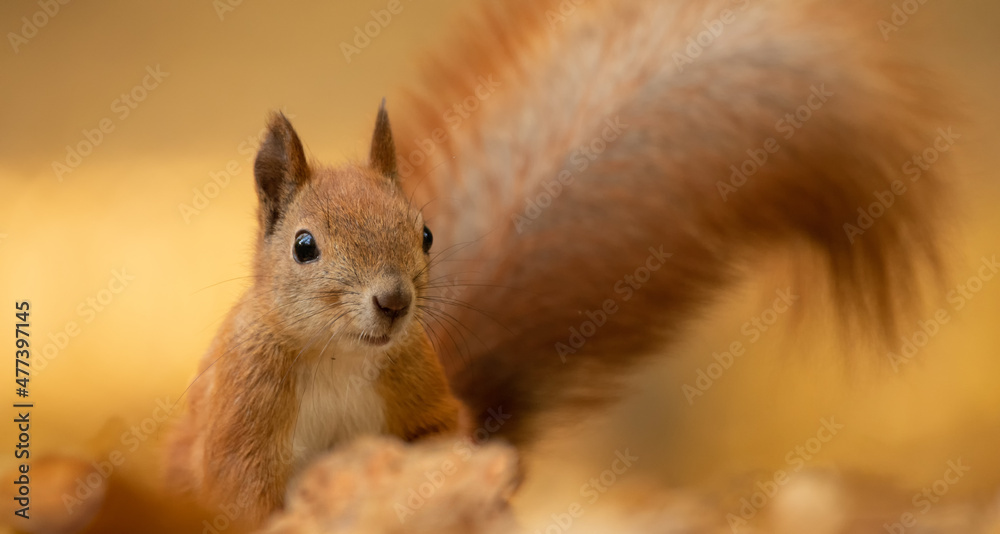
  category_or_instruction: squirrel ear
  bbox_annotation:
[254,112,311,236]
[369,98,398,180]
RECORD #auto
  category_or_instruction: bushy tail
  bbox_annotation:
[396,0,949,442]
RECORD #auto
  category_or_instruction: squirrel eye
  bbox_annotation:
[293,230,320,264]
[422,225,433,254]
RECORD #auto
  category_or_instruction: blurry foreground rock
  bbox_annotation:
[260,436,523,534]
[260,443,1000,534]
[5,432,1000,534]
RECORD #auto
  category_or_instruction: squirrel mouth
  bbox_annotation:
[358,333,391,347]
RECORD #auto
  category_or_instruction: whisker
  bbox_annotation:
[417,295,511,334]
[418,307,467,362]
[190,275,265,295]
[420,305,476,361]
[174,298,355,409]
[422,304,489,350]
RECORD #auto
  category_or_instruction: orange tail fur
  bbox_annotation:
[398,0,948,442]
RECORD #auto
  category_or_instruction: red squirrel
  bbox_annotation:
[166,106,462,524]
[167,0,947,525]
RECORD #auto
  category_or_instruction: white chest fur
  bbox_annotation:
[290,344,387,474]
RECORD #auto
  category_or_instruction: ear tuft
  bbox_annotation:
[370,98,398,179]
[254,112,311,236]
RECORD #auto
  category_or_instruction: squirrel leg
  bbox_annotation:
[200,341,298,525]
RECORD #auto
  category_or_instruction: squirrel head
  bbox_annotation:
[250,102,433,351]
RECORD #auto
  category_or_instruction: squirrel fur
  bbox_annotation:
[399,0,945,442]
[167,0,947,525]
[166,108,462,525]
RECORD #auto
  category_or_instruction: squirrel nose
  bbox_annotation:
[373,288,411,320]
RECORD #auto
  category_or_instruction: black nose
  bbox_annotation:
[373,288,411,320]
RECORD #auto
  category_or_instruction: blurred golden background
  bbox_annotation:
[1,0,998,532]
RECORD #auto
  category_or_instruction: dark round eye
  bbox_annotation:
[422,225,433,254]
[293,230,320,264]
